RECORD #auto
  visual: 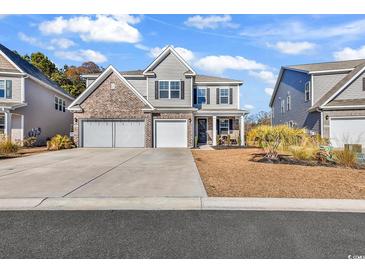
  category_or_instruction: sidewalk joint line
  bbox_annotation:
[33,197,48,208]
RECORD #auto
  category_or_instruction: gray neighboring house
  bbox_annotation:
[68,46,247,148]
[270,59,365,149]
[0,43,74,144]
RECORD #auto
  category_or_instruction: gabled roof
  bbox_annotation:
[68,65,154,110]
[0,43,73,100]
[309,62,365,111]
[195,74,243,84]
[143,45,196,76]
[286,59,365,73]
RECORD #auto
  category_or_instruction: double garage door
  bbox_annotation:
[82,120,145,148]
[81,119,188,148]
[330,117,365,148]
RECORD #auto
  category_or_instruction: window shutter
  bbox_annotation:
[155,81,159,99]
[181,80,185,99]
[216,118,220,134]
[229,119,233,131]
[216,88,220,104]
[229,88,233,104]
[6,80,12,99]
[207,88,210,104]
[193,88,197,104]
[363,78,365,91]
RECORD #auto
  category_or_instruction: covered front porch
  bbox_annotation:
[0,103,25,142]
[194,110,247,147]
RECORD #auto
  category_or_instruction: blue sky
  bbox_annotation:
[1,14,365,112]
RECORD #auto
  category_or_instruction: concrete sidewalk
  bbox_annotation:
[2,197,365,212]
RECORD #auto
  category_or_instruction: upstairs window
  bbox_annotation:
[170,81,181,99]
[55,96,66,112]
[0,80,4,98]
[281,99,285,113]
[305,81,311,101]
[0,80,12,99]
[197,88,206,104]
[159,80,181,99]
[219,89,229,104]
[159,81,169,99]
[287,95,291,111]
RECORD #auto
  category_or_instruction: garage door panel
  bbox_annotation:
[115,121,145,148]
[330,118,365,148]
[83,121,113,148]
[155,120,187,148]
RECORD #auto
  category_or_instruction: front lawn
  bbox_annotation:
[192,148,365,199]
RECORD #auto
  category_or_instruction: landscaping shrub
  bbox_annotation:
[289,146,318,161]
[47,134,74,151]
[333,149,358,168]
[0,136,19,154]
[247,125,307,160]
[23,136,37,147]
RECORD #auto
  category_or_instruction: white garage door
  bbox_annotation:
[82,120,145,148]
[155,120,188,148]
[330,117,365,148]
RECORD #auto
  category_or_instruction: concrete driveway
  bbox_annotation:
[0,148,207,198]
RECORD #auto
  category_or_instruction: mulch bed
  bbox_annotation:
[0,146,48,160]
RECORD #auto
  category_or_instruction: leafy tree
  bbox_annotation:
[245,111,271,133]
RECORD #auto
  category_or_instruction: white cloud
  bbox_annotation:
[50,38,75,49]
[264,88,274,96]
[54,49,107,63]
[18,32,55,50]
[184,15,239,30]
[249,70,277,85]
[333,45,365,61]
[149,46,195,62]
[39,15,141,43]
[195,55,266,74]
[268,41,316,55]
[243,104,255,110]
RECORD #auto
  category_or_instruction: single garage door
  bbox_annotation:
[155,120,188,148]
[330,117,365,148]
[82,120,145,148]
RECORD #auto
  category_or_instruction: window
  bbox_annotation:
[281,99,285,113]
[219,119,229,134]
[219,89,229,104]
[0,80,4,98]
[159,80,181,99]
[0,114,4,135]
[305,81,311,101]
[287,95,291,111]
[110,82,116,90]
[272,107,274,119]
[170,81,180,99]
[55,96,66,112]
[159,81,169,99]
[197,88,206,104]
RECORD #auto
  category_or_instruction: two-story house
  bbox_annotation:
[0,43,74,144]
[68,46,247,148]
[270,59,365,149]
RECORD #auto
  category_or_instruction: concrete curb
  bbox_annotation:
[1,197,365,212]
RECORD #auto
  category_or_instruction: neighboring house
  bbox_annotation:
[0,43,74,144]
[270,59,365,149]
[68,46,247,148]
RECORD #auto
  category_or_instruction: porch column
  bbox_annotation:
[212,115,217,146]
[240,115,245,146]
[4,111,12,139]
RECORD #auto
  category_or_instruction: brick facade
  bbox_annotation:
[73,72,153,147]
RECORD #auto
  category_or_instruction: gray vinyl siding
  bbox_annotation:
[312,72,348,103]
[334,71,365,100]
[147,53,192,107]
[193,84,240,110]
[125,77,147,97]
[0,75,22,102]
[272,69,320,133]
[15,78,73,144]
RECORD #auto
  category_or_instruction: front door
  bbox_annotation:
[197,119,207,144]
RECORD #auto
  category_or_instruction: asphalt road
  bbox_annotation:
[1,210,365,258]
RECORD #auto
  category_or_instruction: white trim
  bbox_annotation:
[310,74,314,106]
[143,46,196,76]
[212,115,217,146]
[321,65,365,107]
[20,76,25,102]
[195,81,243,85]
[190,77,193,107]
[153,118,189,148]
[146,77,149,100]
[321,105,365,109]
[237,86,240,110]
[219,88,229,105]
[68,65,154,110]
[0,50,22,72]
[196,117,208,145]
[309,68,354,74]
[0,71,26,76]
[240,115,245,146]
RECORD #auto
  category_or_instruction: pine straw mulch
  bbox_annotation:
[192,148,365,199]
